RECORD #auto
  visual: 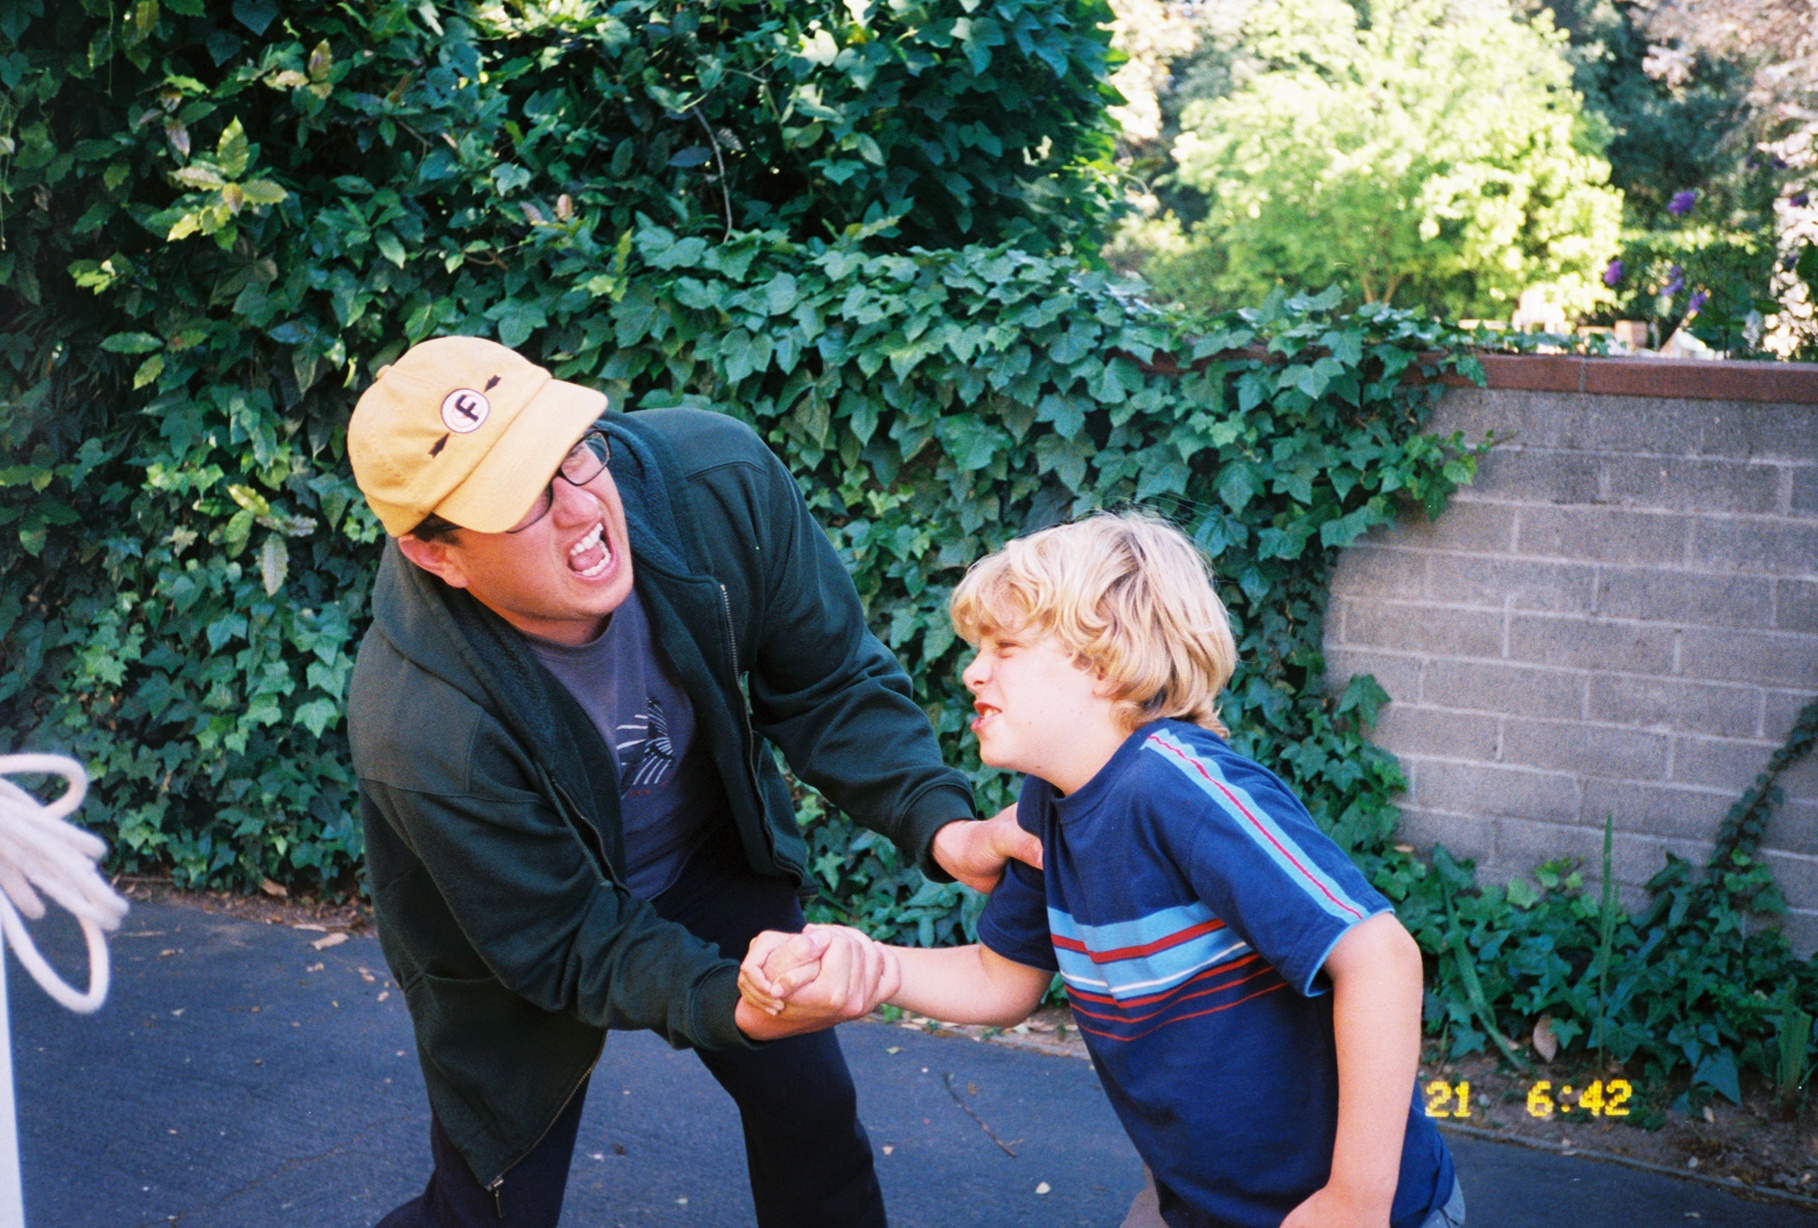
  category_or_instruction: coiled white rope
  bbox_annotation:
[0,755,128,1013]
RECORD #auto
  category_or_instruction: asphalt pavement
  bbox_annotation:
[6,900,1815,1228]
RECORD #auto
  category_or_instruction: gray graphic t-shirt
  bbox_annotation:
[528,589,719,897]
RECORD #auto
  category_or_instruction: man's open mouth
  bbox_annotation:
[568,523,610,578]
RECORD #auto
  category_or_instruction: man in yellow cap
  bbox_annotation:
[346,335,1037,1228]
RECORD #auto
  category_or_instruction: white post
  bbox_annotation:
[0,922,24,1228]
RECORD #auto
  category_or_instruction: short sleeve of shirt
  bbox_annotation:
[1141,728,1390,995]
[975,785,1060,973]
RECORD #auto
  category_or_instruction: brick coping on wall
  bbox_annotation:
[1126,346,1818,405]
[1454,354,1818,404]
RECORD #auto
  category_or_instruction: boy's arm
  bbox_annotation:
[1282,912,1425,1228]
[888,942,1052,1028]
[740,927,1050,1030]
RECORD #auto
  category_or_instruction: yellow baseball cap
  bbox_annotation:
[348,336,610,536]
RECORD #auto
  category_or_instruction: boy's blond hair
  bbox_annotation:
[950,509,1238,737]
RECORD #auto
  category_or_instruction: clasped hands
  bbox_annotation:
[731,807,1032,1042]
[733,924,899,1042]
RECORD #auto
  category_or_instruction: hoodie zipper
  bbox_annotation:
[484,1056,599,1217]
[718,584,749,747]
[719,583,787,871]
[718,583,741,678]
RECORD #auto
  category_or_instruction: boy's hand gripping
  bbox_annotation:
[931,803,1042,894]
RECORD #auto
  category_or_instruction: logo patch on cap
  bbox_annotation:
[440,388,492,433]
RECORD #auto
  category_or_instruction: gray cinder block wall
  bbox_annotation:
[1325,376,1818,954]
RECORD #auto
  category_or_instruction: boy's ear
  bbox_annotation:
[1088,664,1121,700]
[396,534,473,590]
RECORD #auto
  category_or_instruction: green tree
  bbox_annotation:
[1527,0,1754,228]
[1530,0,1816,358]
[1135,0,1624,320]
[1642,0,1817,141]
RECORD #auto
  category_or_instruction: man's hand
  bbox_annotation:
[734,924,899,1041]
[930,803,1042,894]
[738,928,828,1016]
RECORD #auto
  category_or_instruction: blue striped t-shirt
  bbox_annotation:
[977,719,1453,1228]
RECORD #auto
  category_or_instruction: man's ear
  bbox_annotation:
[396,534,472,590]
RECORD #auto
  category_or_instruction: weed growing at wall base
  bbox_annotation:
[1396,695,1818,1122]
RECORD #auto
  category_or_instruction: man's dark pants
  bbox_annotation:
[377,827,886,1228]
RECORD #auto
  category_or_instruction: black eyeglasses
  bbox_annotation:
[507,430,611,534]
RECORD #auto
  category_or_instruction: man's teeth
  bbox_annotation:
[568,524,611,577]
[568,525,602,557]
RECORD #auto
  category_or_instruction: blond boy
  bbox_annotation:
[744,511,1463,1228]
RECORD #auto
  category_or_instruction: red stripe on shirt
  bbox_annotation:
[1065,952,1264,1009]
[1069,960,1282,1026]
[1073,980,1291,1043]
[1050,916,1227,964]
[1148,734,1364,921]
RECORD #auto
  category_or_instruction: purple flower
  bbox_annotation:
[1774,156,1789,170]
[1792,192,1811,208]
[1602,258,1625,287]
[1668,190,1698,216]
[1786,253,1801,271]
[1663,265,1686,295]
[1688,290,1708,313]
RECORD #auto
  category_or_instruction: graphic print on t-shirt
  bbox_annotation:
[617,697,679,790]
[525,587,718,898]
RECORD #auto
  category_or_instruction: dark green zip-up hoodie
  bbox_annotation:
[349,407,975,1186]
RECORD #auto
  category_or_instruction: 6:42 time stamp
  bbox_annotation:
[1424,1078,1635,1120]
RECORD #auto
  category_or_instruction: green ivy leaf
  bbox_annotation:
[763,273,801,316]
[1335,673,1390,727]
[216,117,250,178]
[375,230,407,268]
[260,534,288,594]
[238,179,287,206]
[101,331,163,354]
[294,697,340,738]
[231,0,277,35]
[1693,1049,1743,1106]
[489,298,547,349]
[935,416,1001,471]
[1216,463,1257,512]
[1505,877,1540,909]
[227,484,271,517]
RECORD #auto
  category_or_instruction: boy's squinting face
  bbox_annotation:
[962,629,1125,795]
